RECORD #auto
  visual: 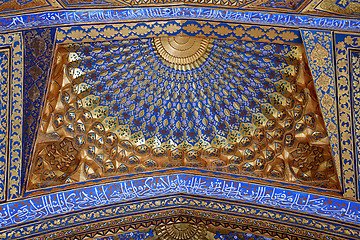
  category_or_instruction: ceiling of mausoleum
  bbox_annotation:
[26,35,340,193]
[1,0,360,238]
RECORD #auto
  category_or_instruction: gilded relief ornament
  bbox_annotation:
[155,223,207,240]
[27,36,340,191]
[56,22,301,45]
[153,36,212,70]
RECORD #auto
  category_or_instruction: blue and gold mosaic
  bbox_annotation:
[214,231,274,240]
[0,0,56,15]
[27,36,340,191]
[59,0,128,7]
[0,174,360,239]
[97,229,154,240]
[335,33,360,200]
[0,33,24,201]
[0,7,360,33]
[56,21,302,44]
[0,0,359,238]
[310,0,360,17]
[335,0,360,8]
[69,38,294,147]
[301,29,340,183]
[246,0,308,11]
[351,50,360,200]
[22,28,56,191]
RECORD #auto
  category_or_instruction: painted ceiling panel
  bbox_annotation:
[26,36,340,192]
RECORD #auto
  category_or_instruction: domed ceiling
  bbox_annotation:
[0,0,360,239]
[27,35,340,192]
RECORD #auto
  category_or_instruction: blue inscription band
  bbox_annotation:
[0,174,359,228]
[1,7,360,32]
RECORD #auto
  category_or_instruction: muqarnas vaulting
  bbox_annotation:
[27,36,340,191]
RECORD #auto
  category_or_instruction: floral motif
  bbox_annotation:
[301,29,341,186]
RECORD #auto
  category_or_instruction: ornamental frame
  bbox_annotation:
[0,32,24,201]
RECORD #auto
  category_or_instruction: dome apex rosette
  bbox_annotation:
[153,36,213,70]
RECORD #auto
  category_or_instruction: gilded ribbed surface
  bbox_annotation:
[27,37,339,191]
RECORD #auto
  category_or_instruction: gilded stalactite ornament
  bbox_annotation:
[97,227,277,240]
[0,0,359,238]
[27,36,340,191]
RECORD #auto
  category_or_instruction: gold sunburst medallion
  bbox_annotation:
[153,36,212,70]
